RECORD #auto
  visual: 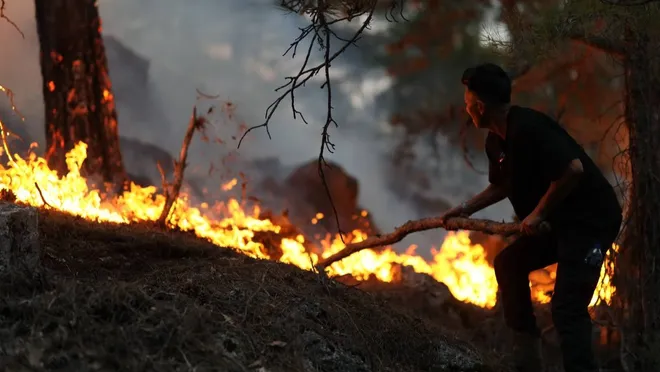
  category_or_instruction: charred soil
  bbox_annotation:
[0,207,490,372]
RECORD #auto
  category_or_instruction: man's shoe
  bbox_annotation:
[512,331,545,372]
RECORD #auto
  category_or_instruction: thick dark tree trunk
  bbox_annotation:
[616,28,660,372]
[34,0,126,187]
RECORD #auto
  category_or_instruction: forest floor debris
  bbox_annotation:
[0,206,492,372]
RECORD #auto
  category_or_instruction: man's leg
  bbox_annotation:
[552,248,603,372]
[494,234,558,335]
[493,234,558,371]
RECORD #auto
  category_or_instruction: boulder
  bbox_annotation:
[0,203,41,275]
[282,160,380,237]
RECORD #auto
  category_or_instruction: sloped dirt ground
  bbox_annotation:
[0,208,492,372]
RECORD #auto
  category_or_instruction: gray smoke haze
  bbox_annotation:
[0,0,513,256]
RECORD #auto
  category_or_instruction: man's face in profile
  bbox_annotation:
[464,88,486,129]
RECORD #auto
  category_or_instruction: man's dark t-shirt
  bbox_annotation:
[485,106,622,257]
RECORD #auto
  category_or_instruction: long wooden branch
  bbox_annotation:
[316,217,537,270]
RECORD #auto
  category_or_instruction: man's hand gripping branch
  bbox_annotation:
[439,183,507,225]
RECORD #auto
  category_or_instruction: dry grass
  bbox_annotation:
[0,206,490,372]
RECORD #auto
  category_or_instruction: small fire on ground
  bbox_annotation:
[0,142,616,309]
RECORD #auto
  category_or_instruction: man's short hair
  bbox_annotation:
[461,63,512,104]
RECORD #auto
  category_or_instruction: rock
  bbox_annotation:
[284,161,357,221]
[282,160,380,237]
[0,203,41,275]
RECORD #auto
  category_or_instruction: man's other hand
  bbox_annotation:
[438,204,471,225]
[520,213,551,235]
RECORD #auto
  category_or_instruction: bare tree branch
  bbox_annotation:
[0,0,24,38]
[236,6,377,151]
[239,0,406,238]
[316,5,345,239]
[0,1,27,168]
[157,107,206,227]
[0,86,25,167]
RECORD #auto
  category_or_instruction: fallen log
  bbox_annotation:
[316,216,547,270]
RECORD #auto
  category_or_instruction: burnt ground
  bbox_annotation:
[0,207,492,372]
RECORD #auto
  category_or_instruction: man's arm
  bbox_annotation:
[531,158,583,219]
[462,183,507,216]
[443,133,507,220]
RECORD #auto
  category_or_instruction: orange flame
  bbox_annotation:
[221,178,238,191]
[0,142,615,309]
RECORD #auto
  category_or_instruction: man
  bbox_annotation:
[440,63,622,372]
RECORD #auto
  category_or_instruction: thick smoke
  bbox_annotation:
[0,0,513,257]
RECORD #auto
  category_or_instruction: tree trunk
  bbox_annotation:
[34,0,126,187]
[616,28,660,372]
